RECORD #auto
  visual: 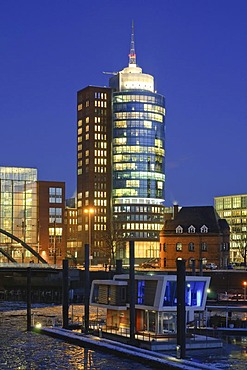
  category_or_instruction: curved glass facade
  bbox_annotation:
[112,91,166,260]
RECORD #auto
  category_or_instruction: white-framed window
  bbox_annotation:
[188,225,196,233]
[49,187,62,204]
[200,225,208,233]
[49,208,62,223]
[176,225,183,233]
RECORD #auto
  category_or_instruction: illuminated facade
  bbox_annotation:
[77,86,112,264]
[90,274,210,335]
[76,25,166,264]
[214,194,247,262]
[0,166,38,262]
[65,198,78,265]
[0,166,66,265]
[109,25,166,261]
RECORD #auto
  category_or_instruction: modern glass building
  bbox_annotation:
[0,166,38,262]
[214,194,247,262]
[109,25,166,262]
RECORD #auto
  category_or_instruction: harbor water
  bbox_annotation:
[0,302,247,369]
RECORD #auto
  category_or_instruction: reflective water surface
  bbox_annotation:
[1,303,247,369]
[0,303,153,370]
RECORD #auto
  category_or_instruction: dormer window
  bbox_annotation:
[188,225,196,233]
[176,225,183,233]
[200,225,208,233]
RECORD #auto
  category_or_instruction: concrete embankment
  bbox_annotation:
[33,327,218,370]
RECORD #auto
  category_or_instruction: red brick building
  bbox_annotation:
[160,206,230,270]
[37,181,66,266]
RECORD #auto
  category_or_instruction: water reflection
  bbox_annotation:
[1,303,247,369]
[186,335,247,370]
[0,306,153,370]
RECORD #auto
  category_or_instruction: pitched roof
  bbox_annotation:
[164,206,229,233]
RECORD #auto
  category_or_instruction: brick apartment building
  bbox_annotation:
[160,206,230,270]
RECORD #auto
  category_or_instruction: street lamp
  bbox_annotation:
[243,281,247,301]
[84,208,94,266]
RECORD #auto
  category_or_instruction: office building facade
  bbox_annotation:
[77,26,166,264]
[110,26,165,262]
[0,166,66,265]
[214,194,247,262]
[0,166,38,263]
[77,86,112,265]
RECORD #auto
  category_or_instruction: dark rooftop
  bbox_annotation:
[164,206,229,233]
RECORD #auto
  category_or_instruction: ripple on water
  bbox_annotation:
[0,309,153,370]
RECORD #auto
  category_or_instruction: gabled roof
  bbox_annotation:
[164,206,229,233]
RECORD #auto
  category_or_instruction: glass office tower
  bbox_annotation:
[215,194,247,262]
[0,166,38,262]
[110,25,166,262]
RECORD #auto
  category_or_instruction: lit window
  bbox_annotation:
[176,243,182,251]
[157,181,163,190]
[223,198,232,209]
[233,197,241,208]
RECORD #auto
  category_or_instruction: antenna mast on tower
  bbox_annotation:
[128,21,136,65]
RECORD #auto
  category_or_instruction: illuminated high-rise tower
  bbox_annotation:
[76,24,166,265]
[109,23,166,262]
[76,86,112,265]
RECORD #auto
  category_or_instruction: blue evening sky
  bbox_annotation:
[0,0,247,206]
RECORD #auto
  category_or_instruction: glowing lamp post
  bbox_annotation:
[84,208,94,266]
[243,281,247,301]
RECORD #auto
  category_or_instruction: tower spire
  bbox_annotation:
[128,20,136,66]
